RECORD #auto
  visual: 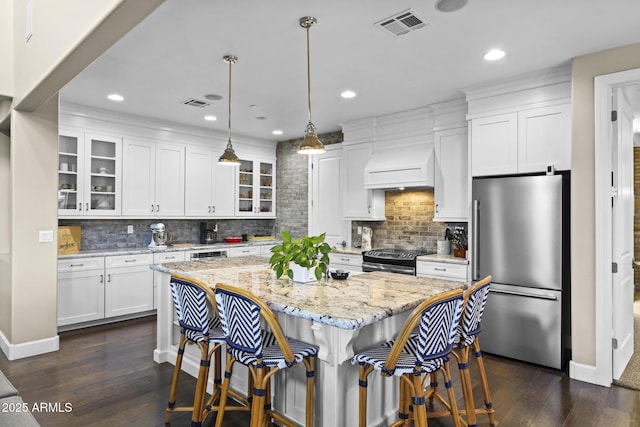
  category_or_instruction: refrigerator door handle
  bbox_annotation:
[472,199,479,280]
[489,288,559,301]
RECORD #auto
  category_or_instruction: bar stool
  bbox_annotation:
[165,274,250,427]
[214,282,319,427]
[426,275,495,427]
[352,288,464,427]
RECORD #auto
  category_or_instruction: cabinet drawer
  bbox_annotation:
[228,246,261,257]
[153,251,186,263]
[58,257,104,272]
[329,253,362,267]
[416,261,467,281]
[260,245,275,257]
[105,253,153,268]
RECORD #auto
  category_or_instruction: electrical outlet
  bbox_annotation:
[357,226,362,235]
[39,230,53,242]
[214,223,218,232]
[127,225,134,234]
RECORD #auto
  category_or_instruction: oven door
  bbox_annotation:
[362,261,415,275]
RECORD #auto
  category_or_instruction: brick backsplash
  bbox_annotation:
[58,218,275,251]
[352,189,466,253]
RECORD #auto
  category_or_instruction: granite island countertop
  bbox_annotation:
[151,256,465,330]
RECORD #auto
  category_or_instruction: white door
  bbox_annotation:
[612,87,635,379]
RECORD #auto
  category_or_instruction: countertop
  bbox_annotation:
[151,256,465,330]
[57,240,278,259]
[417,253,469,265]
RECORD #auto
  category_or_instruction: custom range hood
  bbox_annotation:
[363,142,434,189]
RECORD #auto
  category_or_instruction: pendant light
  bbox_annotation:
[297,16,325,154]
[218,55,241,165]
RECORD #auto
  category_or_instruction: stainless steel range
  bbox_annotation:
[362,248,430,275]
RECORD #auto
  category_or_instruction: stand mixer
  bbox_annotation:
[148,223,168,249]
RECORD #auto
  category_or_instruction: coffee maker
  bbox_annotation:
[200,222,217,244]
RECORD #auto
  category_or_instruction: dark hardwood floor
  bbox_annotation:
[1,316,640,426]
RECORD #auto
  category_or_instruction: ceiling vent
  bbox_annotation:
[375,9,430,37]
[181,98,211,108]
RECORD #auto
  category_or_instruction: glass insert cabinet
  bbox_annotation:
[58,131,122,217]
[237,159,275,217]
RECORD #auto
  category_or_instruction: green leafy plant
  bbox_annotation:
[269,231,332,281]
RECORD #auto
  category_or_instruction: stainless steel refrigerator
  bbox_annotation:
[472,173,570,369]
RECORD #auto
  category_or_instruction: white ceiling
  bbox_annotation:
[60,0,640,142]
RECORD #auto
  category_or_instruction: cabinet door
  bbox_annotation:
[58,130,85,216]
[212,162,236,217]
[57,269,105,326]
[311,149,347,246]
[471,113,517,177]
[122,139,155,216]
[85,133,122,216]
[105,264,154,317]
[342,143,385,219]
[155,143,185,216]
[517,103,571,173]
[256,160,275,217]
[236,158,276,217]
[185,147,215,216]
[434,127,468,221]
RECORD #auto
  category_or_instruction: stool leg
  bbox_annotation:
[410,374,428,427]
[251,365,267,427]
[473,339,496,424]
[165,334,187,423]
[191,342,210,427]
[399,376,411,426]
[358,364,373,427]
[442,361,461,427]
[214,354,236,427]
[305,356,316,427]
[456,347,477,427]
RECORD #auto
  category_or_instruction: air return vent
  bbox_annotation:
[375,9,430,37]
[181,98,211,108]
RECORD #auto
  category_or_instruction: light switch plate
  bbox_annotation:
[127,225,134,234]
[39,230,53,242]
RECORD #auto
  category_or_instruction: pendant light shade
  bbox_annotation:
[298,16,325,155]
[218,55,241,165]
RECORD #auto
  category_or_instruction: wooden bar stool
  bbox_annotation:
[165,274,250,427]
[351,288,464,427]
[214,282,318,427]
[426,275,495,427]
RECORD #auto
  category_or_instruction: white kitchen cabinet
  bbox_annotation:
[58,131,122,217]
[184,147,237,217]
[57,257,105,326]
[471,103,571,177]
[153,251,187,309]
[104,254,154,318]
[236,158,276,217]
[227,245,261,257]
[122,139,185,217]
[342,143,385,220]
[416,260,467,282]
[328,252,363,272]
[434,127,468,221]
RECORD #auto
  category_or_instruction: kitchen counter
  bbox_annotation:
[57,240,278,259]
[152,255,464,426]
[417,253,469,265]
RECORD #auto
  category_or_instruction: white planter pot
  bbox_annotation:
[289,262,317,283]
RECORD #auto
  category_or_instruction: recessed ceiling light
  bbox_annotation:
[204,115,217,121]
[256,116,267,120]
[341,90,356,99]
[484,49,506,61]
[204,93,223,101]
[272,130,283,135]
[435,0,468,13]
[107,93,124,101]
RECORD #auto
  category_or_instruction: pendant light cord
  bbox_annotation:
[227,57,233,144]
[306,23,312,123]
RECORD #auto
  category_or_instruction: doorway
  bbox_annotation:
[594,68,640,386]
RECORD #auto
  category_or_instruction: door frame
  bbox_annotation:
[594,67,640,386]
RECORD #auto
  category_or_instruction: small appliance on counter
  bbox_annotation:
[200,222,217,244]
[148,223,168,249]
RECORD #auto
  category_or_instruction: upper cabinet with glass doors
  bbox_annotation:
[58,131,122,217]
[236,158,275,217]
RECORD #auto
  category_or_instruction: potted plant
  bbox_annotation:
[269,231,332,283]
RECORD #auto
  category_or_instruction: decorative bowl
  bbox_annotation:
[224,237,243,243]
[330,270,349,280]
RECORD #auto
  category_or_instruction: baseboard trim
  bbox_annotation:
[0,328,59,360]
[569,360,602,386]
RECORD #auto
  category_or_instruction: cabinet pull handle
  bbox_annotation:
[165,256,176,260]
[78,203,82,211]
[368,206,371,214]
[124,259,136,263]
[242,250,250,253]
[156,204,160,212]
[435,204,439,213]
[70,263,84,267]
[107,274,111,282]
[208,206,211,214]
[85,203,89,211]
[340,258,350,262]
[434,267,447,272]
[100,274,104,283]
[212,206,215,213]
[151,204,155,212]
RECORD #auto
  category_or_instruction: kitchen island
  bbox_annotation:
[152,256,465,426]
